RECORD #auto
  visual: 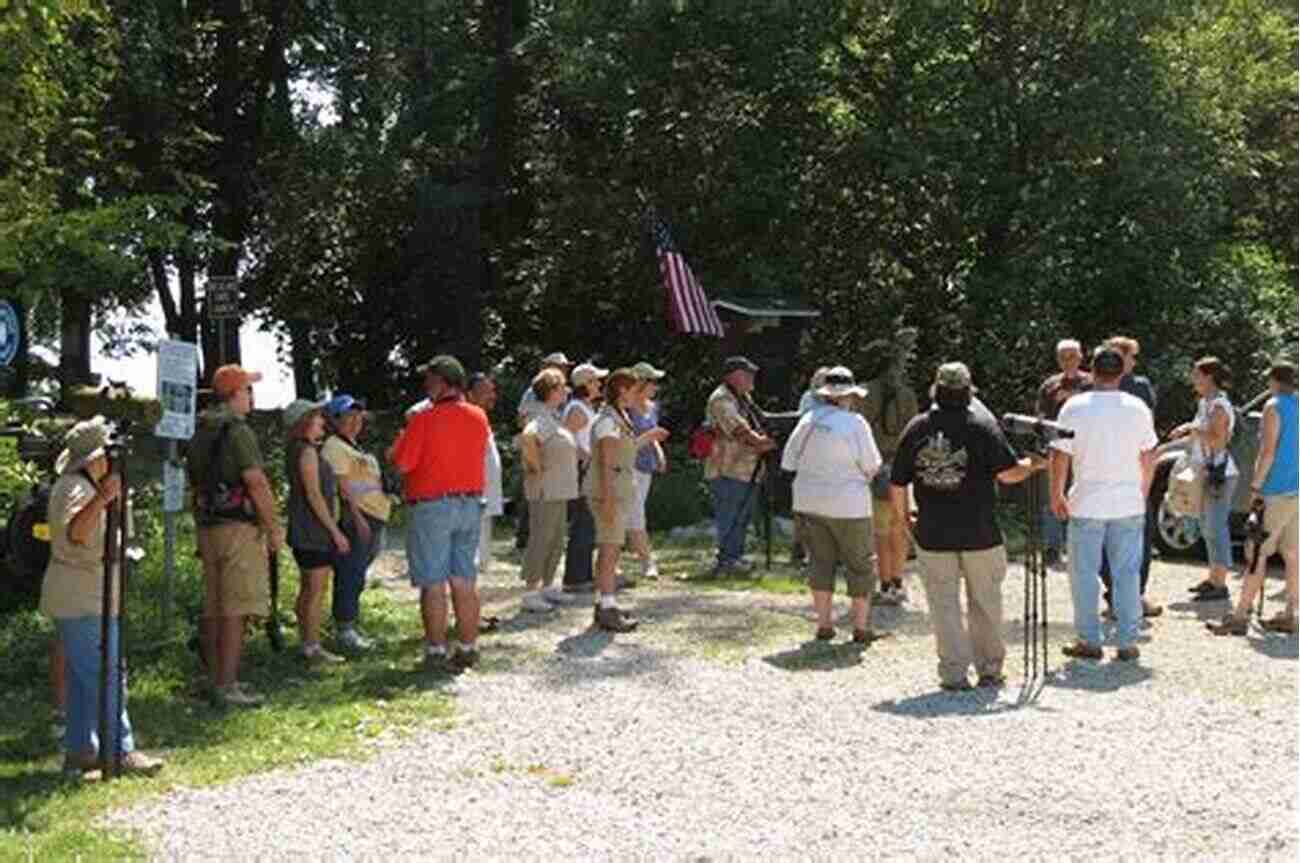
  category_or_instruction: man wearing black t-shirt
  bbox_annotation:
[891,362,1045,691]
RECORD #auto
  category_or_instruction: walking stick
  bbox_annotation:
[266,548,285,652]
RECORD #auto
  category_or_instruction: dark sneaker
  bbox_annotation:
[117,751,164,777]
[940,679,973,692]
[1142,599,1164,618]
[1259,613,1299,634]
[977,673,1007,688]
[1188,579,1218,594]
[1205,613,1249,636]
[814,627,835,641]
[421,652,458,675]
[562,582,595,594]
[1043,548,1061,566]
[851,629,877,645]
[62,751,101,781]
[1114,646,1140,662]
[1061,641,1103,660]
[449,650,480,673]
[1191,585,1230,602]
[595,606,639,633]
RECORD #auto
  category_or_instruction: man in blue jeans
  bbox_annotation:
[702,357,777,576]
[1050,347,1157,662]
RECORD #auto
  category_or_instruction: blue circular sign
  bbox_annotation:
[0,301,19,367]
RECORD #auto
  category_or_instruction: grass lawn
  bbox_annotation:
[0,571,454,862]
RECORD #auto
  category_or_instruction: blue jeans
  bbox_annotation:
[1038,474,1066,551]
[1201,475,1238,568]
[1069,515,1144,648]
[711,477,758,566]
[333,513,385,625]
[56,616,135,757]
[407,496,485,588]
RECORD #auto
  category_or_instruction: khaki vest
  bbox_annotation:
[524,414,580,502]
[582,406,638,502]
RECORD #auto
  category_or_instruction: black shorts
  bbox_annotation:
[292,547,334,571]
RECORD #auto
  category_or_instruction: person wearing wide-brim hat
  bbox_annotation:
[781,368,883,643]
[284,399,350,664]
[39,416,163,779]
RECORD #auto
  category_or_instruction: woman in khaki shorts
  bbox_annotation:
[584,368,668,633]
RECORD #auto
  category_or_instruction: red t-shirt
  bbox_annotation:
[391,396,489,501]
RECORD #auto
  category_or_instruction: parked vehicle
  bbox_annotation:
[1149,389,1268,558]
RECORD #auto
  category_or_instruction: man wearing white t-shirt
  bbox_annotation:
[1050,346,1157,662]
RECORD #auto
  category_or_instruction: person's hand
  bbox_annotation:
[755,436,777,453]
[1051,493,1070,521]
[97,473,123,504]
[267,525,285,554]
[646,427,670,444]
[332,528,351,555]
[1026,453,1047,472]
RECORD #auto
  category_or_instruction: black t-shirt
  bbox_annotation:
[891,405,1020,552]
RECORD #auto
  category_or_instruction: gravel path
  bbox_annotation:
[111,544,1297,861]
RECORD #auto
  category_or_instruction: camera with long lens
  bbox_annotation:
[1001,413,1075,441]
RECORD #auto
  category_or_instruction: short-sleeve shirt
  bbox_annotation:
[39,472,113,619]
[483,430,504,515]
[321,434,391,522]
[524,412,579,502]
[780,406,881,519]
[564,399,597,457]
[629,403,660,474]
[186,405,263,526]
[1051,391,1157,519]
[391,396,489,501]
[858,379,919,458]
[517,386,548,427]
[583,407,638,502]
[703,384,764,482]
[1036,372,1093,421]
[892,406,1020,552]
[1191,392,1238,477]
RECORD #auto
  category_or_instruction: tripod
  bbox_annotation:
[1021,451,1049,683]
[98,424,131,780]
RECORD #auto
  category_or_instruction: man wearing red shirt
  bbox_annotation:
[390,354,490,673]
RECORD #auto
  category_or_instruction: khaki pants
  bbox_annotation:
[523,499,569,589]
[196,522,270,618]
[797,513,877,598]
[915,545,1007,684]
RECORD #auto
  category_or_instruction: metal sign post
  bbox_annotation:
[155,339,200,628]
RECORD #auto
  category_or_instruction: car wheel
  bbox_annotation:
[1149,463,1206,559]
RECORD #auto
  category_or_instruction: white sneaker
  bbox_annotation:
[337,627,373,652]
[216,682,264,707]
[642,559,660,580]
[521,592,554,613]
[540,587,568,605]
[302,644,346,664]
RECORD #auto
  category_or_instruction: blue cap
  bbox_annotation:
[325,394,367,417]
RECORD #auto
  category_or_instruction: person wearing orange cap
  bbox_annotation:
[187,364,284,707]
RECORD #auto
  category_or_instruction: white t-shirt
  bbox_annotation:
[780,406,881,519]
[406,397,431,418]
[1191,393,1238,477]
[1052,390,1157,519]
[591,411,623,442]
[483,429,504,516]
[564,399,597,457]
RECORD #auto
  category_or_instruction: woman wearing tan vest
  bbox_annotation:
[519,368,580,613]
[585,368,668,632]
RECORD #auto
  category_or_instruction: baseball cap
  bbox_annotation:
[417,354,467,388]
[630,361,666,381]
[212,364,263,398]
[934,362,974,389]
[283,398,326,429]
[571,363,609,387]
[722,356,759,374]
[1092,347,1125,376]
[542,351,573,367]
[325,394,367,417]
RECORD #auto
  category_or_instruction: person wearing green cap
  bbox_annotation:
[627,361,669,580]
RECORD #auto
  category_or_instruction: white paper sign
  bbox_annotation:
[155,339,200,440]
[162,461,186,513]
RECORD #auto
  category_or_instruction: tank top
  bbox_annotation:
[1261,392,1298,496]
[286,438,338,552]
[1192,392,1238,477]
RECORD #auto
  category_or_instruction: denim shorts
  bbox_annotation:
[407,495,484,588]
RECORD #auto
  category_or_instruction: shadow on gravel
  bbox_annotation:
[762,641,870,672]
[1166,599,1234,621]
[1045,659,1155,693]
[1247,632,1300,661]
[871,688,1025,718]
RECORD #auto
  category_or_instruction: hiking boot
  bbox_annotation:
[1142,599,1164,618]
[594,606,639,633]
[521,592,554,613]
[1191,585,1230,602]
[421,651,458,675]
[1061,641,1103,660]
[117,751,164,777]
[1205,613,1249,636]
[977,673,1007,689]
[1114,646,1141,662]
[1259,613,1299,634]
[449,649,480,673]
[540,587,569,605]
[1188,579,1218,594]
[337,627,373,652]
[215,682,264,708]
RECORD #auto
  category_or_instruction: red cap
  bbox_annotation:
[212,364,263,398]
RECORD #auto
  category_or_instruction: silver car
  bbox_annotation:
[1149,390,1269,558]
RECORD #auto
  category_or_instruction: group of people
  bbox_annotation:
[35,336,1298,780]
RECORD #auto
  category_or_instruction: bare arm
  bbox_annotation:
[1049,449,1071,519]
[242,466,285,552]
[1203,404,1232,451]
[521,432,542,474]
[996,456,1043,485]
[68,475,121,546]
[1139,448,1155,498]
[1251,402,1281,492]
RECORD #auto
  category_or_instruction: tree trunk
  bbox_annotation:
[58,292,94,404]
[288,318,316,399]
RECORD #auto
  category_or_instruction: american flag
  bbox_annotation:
[649,210,725,337]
